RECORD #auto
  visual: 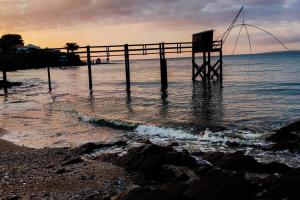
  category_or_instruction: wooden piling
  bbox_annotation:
[207,52,211,82]
[2,65,8,94]
[87,46,93,92]
[124,44,131,92]
[192,52,195,81]
[159,43,168,90]
[47,66,52,92]
[202,52,207,82]
[220,41,223,81]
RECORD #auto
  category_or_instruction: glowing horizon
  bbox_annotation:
[1,0,299,54]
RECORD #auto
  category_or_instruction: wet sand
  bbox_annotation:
[1,124,300,200]
[0,128,24,152]
[0,128,129,199]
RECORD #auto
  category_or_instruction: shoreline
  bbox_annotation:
[1,140,299,199]
[0,122,299,199]
[0,128,25,152]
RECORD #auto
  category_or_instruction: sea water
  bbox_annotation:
[1,51,299,166]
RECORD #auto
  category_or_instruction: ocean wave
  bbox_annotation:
[135,125,198,140]
[79,115,138,131]
[78,114,268,146]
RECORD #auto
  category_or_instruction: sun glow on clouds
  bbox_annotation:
[0,0,299,54]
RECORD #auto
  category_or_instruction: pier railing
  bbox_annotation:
[46,42,193,93]
[2,36,223,94]
[65,42,192,58]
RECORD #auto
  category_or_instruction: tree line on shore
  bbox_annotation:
[0,34,84,71]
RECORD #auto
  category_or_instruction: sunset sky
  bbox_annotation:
[0,0,299,54]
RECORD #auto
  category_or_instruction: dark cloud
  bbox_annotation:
[0,0,299,30]
[0,0,299,50]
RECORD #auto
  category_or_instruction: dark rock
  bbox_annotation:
[117,167,258,200]
[203,151,259,172]
[78,140,127,155]
[203,151,299,175]
[260,174,300,200]
[116,187,186,200]
[115,145,174,185]
[193,165,214,176]
[163,165,190,182]
[0,80,22,89]
[135,138,153,144]
[201,151,225,163]
[2,194,20,200]
[55,168,67,174]
[169,141,179,147]
[276,121,300,134]
[78,143,99,154]
[92,153,119,163]
[225,141,240,148]
[267,120,300,152]
[164,150,198,168]
[61,157,83,166]
[115,144,197,185]
[185,169,257,200]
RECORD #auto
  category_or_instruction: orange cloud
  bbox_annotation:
[0,0,299,54]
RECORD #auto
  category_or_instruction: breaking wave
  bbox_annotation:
[79,115,138,131]
[78,114,269,146]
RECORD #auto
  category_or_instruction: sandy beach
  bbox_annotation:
[0,129,129,199]
[1,122,300,200]
[1,1,300,199]
[0,128,23,152]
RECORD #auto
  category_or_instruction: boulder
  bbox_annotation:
[203,151,299,175]
[259,174,300,200]
[225,141,240,148]
[184,169,257,200]
[115,144,198,185]
[116,186,186,200]
[267,121,300,152]
[77,140,127,155]
[113,144,300,200]
[0,80,22,89]
[117,168,257,200]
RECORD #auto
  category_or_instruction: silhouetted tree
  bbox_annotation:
[0,34,24,52]
[65,42,79,54]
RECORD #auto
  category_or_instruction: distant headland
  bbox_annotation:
[0,34,84,71]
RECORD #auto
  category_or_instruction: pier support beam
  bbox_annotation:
[207,52,211,82]
[159,42,168,90]
[203,52,207,83]
[87,46,93,93]
[192,52,195,81]
[47,66,52,92]
[2,63,8,94]
[124,44,131,92]
[220,42,223,81]
[192,31,223,84]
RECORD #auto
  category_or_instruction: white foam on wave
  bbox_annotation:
[1,131,28,143]
[74,112,269,148]
[134,124,268,147]
[80,115,92,123]
[1,131,35,147]
[135,125,199,141]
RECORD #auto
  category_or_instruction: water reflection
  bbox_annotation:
[160,89,169,118]
[126,91,133,114]
[1,93,8,102]
[191,82,224,131]
[87,94,95,112]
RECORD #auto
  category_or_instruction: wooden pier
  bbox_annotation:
[48,41,195,93]
[192,30,223,83]
[1,31,223,94]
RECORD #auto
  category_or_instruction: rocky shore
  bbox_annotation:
[0,121,300,200]
[0,80,22,90]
